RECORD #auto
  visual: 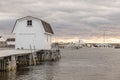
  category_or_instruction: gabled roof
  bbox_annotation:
[41,20,54,34]
[0,37,7,42]
[12,16,54,34]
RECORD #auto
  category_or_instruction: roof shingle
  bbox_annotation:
[41,20,54,34]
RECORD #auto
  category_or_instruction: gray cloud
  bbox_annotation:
[0,0,120,42]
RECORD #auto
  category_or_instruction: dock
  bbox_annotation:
[0,49,61,72]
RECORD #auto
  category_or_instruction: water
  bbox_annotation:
[1,48,120,80]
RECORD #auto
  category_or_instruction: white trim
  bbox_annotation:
[44,32,53,36]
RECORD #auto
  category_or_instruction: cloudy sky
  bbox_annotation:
[0,0,120,43]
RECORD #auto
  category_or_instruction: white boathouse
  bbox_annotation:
[12,16,54,50]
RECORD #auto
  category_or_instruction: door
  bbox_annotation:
[17,34,35,49]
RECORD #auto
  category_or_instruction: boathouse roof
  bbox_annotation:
[12,16,54,34]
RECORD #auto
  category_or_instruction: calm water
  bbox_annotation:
[1,48,120,80]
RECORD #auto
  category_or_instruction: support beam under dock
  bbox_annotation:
[0,49,61,72]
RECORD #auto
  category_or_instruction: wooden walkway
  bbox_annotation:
[0,49,38,58]
[0,49,61,72]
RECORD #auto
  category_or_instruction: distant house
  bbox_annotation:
[0,36,15,48]
[0,37,7,47]
[12,16,54,50]
[6,38,15,47]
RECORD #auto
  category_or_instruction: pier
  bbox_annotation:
[0,49,61,72]
[0,16,61,72]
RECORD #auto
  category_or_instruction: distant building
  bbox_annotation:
[6,38,15,47]
[0,37,7,47]
[0,36,15,48]
[12,16,54,50]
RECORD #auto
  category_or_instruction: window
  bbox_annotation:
[27,20,32,26]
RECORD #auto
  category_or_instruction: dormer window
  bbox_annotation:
[27,20,32,26]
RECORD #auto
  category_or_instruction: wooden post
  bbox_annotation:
[11,55,16,71]
[29,45,36,65]
[33,46,36,65]
[29,54,32,66]
[0,60,1,71]
[3,60,6,71]
[1,60,3,71]
[6,57,10,72]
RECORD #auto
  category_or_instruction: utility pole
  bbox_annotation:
[103,26,106,47]
[104,30,105,43]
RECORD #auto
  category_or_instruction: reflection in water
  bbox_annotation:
[0,71,16,80]
[0,62,59,80]
[2,48,120,80]
[45,62,55,80]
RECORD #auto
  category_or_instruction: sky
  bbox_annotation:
[0,0,120,43]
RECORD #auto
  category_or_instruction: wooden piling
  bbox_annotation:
[11,56,16,71]
[0,49,61,72]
